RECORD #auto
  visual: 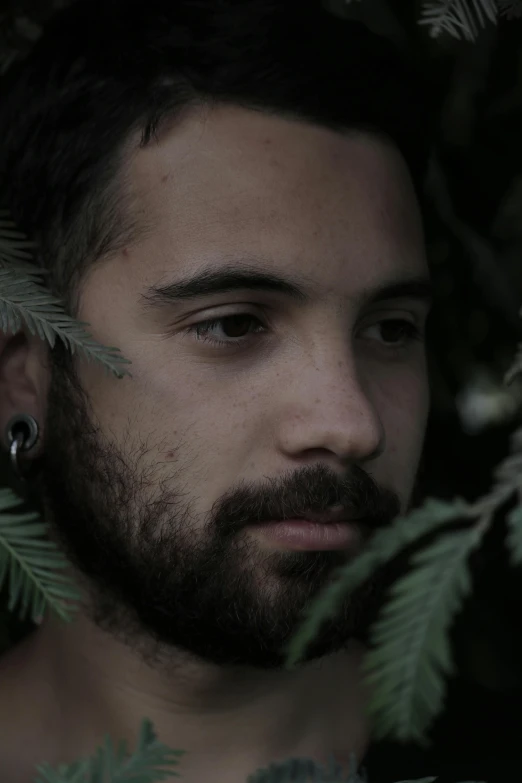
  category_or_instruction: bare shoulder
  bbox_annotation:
[0,632,57,783]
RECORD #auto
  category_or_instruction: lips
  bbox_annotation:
[250,515,362,551]
[272,506,353,525]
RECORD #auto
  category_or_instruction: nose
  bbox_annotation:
[276,351,385,464]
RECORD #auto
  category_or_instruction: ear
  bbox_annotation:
[0,329,51,460]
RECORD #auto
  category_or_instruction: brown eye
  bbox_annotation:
[185,313,267,347]
[361,319,421,347]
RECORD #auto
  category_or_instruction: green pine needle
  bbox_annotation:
[506,505,522,565]
[32,717,186,783]
[0,211,132,379]
[363,525,486,744]
[246,752,362,783]
[0,209,42,268]
[0,267,132,380]
[418,0,498,41]
[497,0,522,19]
[283,499,468,670]
[504,338,522,385]
[0,488,82,624]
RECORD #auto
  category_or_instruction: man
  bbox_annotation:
[0,0,433,780]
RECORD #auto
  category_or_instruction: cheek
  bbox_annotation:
[375,366,430,484]
[119,356,240,463]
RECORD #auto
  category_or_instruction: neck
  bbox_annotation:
[7,611,370,783]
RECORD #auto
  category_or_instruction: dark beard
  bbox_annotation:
[26,347,415,671]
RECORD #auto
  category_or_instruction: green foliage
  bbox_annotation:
[418,0,498,41]
[0,487,82,624]
[243,759,460,783]
[497,0,522,18]
[246,753,362,782]
[362,527,483,743]
[283,500,469,671]
[341,0,522,41]
[33,717,186,782]
[0,265,132,380]
[0,209,42,269]
[0,210,132,380]
[505,318,522,385]
[284,423,522,745]
[506,505,522,565]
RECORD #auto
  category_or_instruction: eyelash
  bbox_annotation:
[182,312,422,350]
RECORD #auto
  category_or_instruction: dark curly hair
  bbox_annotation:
[0,0,434,328]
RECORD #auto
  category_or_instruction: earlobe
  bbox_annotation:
[5,413,40,482]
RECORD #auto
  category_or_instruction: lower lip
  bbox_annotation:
[249,520,360,551]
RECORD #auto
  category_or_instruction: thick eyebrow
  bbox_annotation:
[139,261,433,315]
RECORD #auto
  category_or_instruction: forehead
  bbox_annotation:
[86,105,426,311]
[132,104,419,231]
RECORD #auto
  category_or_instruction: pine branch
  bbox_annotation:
[506,505,522,564]
[497,0,522,18]
[504,326,522,384]
[0,214,133,379]
[285,423,522,743]
[32,717,185,783]
[283,499,468,670]
[0,210,46,275]
[418,0,498,41]
[246,753,362,783]
[0,488,82,623]
[0,266,132,380]
[363,526,484,742]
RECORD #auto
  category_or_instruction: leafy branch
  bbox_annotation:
[33,718,186,783]
[418,0,499,41]
[284,420,522,743]
[0,210,132,380]
[283,499,469,671]
[342,0,522,41]
[0,266,133,379]
[362,528,482,743]
[0,488,82,624]
[246,753,364,783]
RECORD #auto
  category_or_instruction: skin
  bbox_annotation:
[0,104,431,782]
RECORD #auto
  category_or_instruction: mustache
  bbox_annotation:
[214,464,402,534]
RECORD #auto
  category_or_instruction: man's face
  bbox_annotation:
[36,105,431,669]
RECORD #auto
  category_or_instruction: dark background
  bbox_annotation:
[1,1,522,781]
